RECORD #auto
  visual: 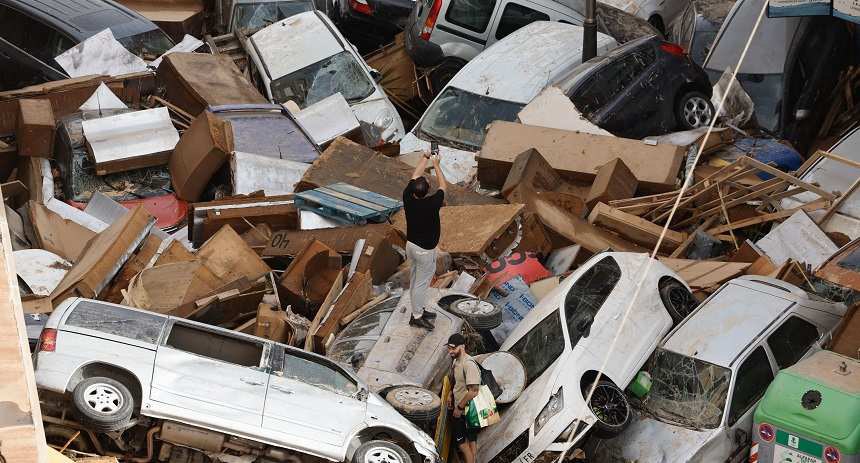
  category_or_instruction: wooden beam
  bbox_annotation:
[706,199,830,236]
[818,176,860,227]
[741,157,836,200]
[588,202,687,251]
[817,149,860,170]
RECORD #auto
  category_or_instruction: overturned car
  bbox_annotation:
[35,298,439,463]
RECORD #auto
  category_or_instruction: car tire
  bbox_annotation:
[428,59,465,95]
[676,91,715,130]
[587,380,631,439]
[450,298,503,330]
[659,278,698,322]
[352,440,412,463]
[72,377,134,433]
[385,385,442,422]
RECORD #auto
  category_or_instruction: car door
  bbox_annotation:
[150,321,270,427]
[263,345,366,449]
[718,346,776,463]
[484,0,549,47]
[0,5,70,90]
[433,0,498,59]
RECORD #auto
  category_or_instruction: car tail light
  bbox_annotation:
[420,0,442,40]
[758,423,775,442]
[660,42,686,57]
[38,328,57,352]
[349,0,373,15]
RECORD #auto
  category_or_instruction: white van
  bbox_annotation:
[245,10,406,146]
[398,21,616,183]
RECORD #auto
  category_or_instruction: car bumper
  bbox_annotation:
[404,10,444,66]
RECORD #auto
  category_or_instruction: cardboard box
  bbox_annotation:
[502,148,561,204]
[156,53,267,116]
[16,99,55,157]
[170,111,234,201]
[586,158,638,210]
[255,303,289,342]
[479,121,685,193]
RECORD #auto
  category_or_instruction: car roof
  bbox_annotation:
[1,0,160,41]
[555,34,657,93]
[446,21,616,104]
[250,10,345,80]
[662,276,840,367]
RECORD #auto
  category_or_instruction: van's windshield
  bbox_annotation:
[642,348,731,430]
[232,1,314,31]
[270,50,375,108]
[417,87,524,151]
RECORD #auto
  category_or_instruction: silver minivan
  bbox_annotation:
[34,297,439,463]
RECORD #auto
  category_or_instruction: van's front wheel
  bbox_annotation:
[72,377,134,432]
[352,440,411,463]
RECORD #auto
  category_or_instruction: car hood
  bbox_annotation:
[398,133,477,184]
[593,412,715,462]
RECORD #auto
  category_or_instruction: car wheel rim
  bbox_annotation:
[589,383,628,427]
[364,447,405,463]
[83,383,124,414]
[683,96,712,128]
[456,299,495,315]
[394,388,434,407]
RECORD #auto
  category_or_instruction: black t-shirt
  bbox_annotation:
[403,179,444,250]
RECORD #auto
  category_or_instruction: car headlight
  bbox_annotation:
[374,109,395,131]
[534,387,563,435]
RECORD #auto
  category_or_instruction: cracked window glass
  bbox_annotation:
[837,247,860,272]
[767,316,818,369]
[233,1,313,31]
[508,310,564,386]
[643,348,732,429]
[65,300,165,344]
[328,339,376,369]
[283,352,358,396]
[565,256,621,348]
[270,51,374,108]
[338,309,394,339]
[417,87,525,150]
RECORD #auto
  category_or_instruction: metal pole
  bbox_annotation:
[582,0,597,62]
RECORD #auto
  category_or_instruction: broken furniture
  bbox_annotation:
[81,107,180,175]
[16,99,55,157]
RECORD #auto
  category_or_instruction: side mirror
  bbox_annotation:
[370,69,382,83]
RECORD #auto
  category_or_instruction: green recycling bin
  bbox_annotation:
[751,350,860,463]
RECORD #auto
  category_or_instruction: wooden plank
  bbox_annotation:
[306,269,345,352]
[587,203,687,251]
[534,199,647,253]
[315,271,372,346]
[0,194,47,461]
[741,157,836,200]
[705,199,830,235]
[658,258,751,290]
[390,204,525,255]
[818,175,859,227]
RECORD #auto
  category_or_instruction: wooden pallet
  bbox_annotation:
[295,183,402,225]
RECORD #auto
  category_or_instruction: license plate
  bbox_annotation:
[774,445,823,463]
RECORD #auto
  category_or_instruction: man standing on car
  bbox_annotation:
[447,333,480,463]
[402,150,447,331]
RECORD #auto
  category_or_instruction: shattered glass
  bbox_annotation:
[642,348,731,429]
[65,300,165,344]
[270,51,375,108]
[328,339,375,369]
[508,310,564,386]
[564,257,621,348]
[417,87,524,150]
[233,1,313,31]
[837,247,860,272]
[283,353,359,396]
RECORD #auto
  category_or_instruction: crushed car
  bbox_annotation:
[556,34,715,139]
[668,0,734,67]
[328,289,501,423]
[477,252,698,463]
[34,297,440,463]
[594,276,847,463]
[246,10,405,146]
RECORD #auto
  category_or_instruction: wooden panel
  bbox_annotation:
[658,258,751,290]
[534,198,646,253]
[588,202,687,252]
[196,225,271,285]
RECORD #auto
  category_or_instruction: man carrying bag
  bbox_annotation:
[447,334,480,463]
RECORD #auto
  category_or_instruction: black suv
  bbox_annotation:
[0,0,174,91]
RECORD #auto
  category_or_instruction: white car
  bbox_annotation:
[399,21,616,183]
[246,10,405,146]
[477,252,698,463]
[594,276,846,463]
[34,298,439,463]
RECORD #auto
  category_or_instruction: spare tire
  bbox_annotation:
[450,298,503,330]
[385,385,441,422]
[72,376,134,432]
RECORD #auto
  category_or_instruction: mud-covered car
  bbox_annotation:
[594,276,846,463]
[477,252,698,463]
[328,289,499,422]
[54,109,187,231]
[34,298,440,463]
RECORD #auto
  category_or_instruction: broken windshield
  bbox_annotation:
[508,310,565,386]
[642,348,731,429]
[417,87,525,150]
[117,29,174,61]
[270,50,375,108]
[233,1,314,31]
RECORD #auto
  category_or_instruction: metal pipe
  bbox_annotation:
[582,0,597,62]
